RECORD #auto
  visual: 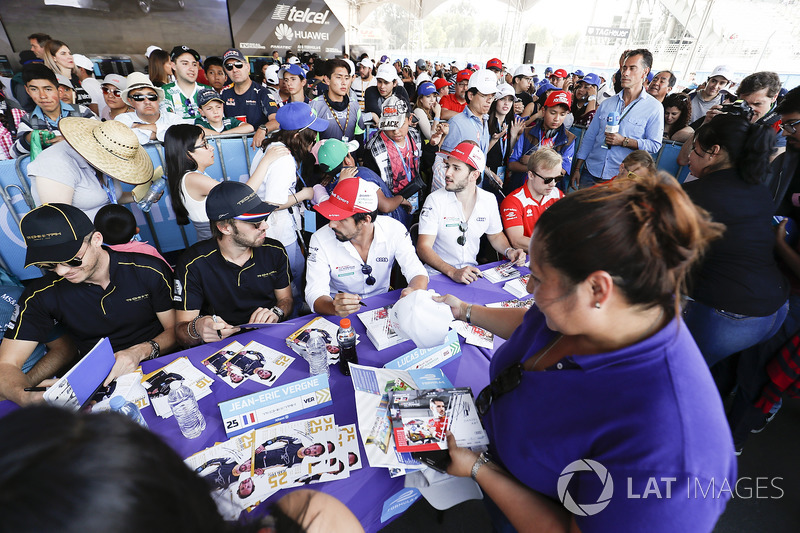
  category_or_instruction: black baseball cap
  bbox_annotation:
[205,181,278,222]
[170,45,200,62]
[20,204,95,267]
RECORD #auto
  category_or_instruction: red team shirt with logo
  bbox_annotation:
[500,185,564,237]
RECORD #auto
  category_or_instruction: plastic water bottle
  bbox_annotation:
[305,331,330,378]
[602,111,620,149]
[136,176,167,212]
[109,396,149,428]
[167,380,206,439]
[337,318,358,376]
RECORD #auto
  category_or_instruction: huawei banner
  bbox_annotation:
[229,0,346,57]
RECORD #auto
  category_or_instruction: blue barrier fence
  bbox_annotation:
[0,130,691,281]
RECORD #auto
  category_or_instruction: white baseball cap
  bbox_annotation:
[264,64,280,85]
[358,58,374,69]
[390,290,454,349]
[513,65,534,78]
[287,56,301,65]
[376,63,399,82]
[72,54,94,72]
[415,72,432,86]
[468,69,498,95]
[344,58,356,76]
[145,45,161,58]
[495,83,515,99]
[709,65,735,82]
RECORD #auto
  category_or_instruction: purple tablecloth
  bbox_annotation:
[0,265,530,532]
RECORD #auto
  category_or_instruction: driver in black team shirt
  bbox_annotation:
[173,181,292,346]
[0,204,176,406]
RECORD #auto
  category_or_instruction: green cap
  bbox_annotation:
[314,139,359,173]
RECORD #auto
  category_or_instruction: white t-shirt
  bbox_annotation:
[251,144,302,249]
[28,141,122,222]
[114,110,188,144]
[351,77,377,110]
[305,214,428,311]
[418,187,503,276]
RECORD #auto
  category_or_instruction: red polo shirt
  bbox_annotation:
[500,184,564,237]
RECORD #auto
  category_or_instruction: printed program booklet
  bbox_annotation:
[43,337,116,410]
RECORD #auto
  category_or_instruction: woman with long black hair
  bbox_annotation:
[663,93,694,142]
[165,124,288,240]
[683,112,789,367]
[485,84,524,194]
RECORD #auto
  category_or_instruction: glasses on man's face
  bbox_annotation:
[530,170,557,184]
[236,218,265,230]
[457,221,468,246]
[780,118,800,135]
[361,264,376,286]
[102,86,121,97]
[475,363,523,417]
[225,62,245,71]
[129,93,158,102]
[191,139,210,151]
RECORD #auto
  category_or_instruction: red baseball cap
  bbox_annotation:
[486,58,503,70]
[544,90,572,109]
[433,78,452,90]
[456,69,472,83]
[437,141,486,173]
[552,68,568,78]
[314,178,379,220]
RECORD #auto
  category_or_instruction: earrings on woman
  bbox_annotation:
[595,302,601,309]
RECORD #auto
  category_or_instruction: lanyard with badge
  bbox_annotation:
[324,97,351,141]
[96,169,117,205]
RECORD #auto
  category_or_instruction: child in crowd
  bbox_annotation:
[194,88,254,136]
[94,204,171,269]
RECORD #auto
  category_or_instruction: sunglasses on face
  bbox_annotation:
[102,86,121,97]
[475,363,523,416]
[225,62,245,71]
[361,264,376,285]
[236,218,265,229]
[530,170,557,184]
[37,245,87,271]
[780,118,800,135]
[129,93,158,102]
[457,221,468,246]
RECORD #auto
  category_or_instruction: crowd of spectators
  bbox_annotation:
[1,31,799,533]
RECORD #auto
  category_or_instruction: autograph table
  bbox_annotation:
[0,265,529,532]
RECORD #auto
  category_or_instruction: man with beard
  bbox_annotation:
[305,178,428,317]
[173,181,292,346]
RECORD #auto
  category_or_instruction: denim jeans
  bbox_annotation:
[683,298,790,368]
[577,166,606,190]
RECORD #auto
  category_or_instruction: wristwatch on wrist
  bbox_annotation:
[623,137,630,148]
[270,306,285,322]
[146,340,160,361]
[471,451,491,481]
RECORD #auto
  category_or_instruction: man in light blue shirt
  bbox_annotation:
[434,69,497,191]
[570,49,663,189]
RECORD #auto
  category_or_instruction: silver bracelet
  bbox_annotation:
[504,247,513,257]
[465,304,473,324]
[471,452,491,481]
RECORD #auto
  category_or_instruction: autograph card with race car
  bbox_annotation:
[481,261,521,284]
[143,357,214,418]
[91,370,150,413]
[286,316,359,365]
[218,374,333,437]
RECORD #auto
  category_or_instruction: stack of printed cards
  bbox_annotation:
[357,305,410,350]
[481,262,522,284]
[486,296,535,309]
[185,416,363,520]
[200,340,295,389]
[451,320,494,349]
[503,274,531,299]
[142,357,214,418]
[286,316,359,365]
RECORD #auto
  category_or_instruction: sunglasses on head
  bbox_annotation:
[129,93,159,102]
[102,86,121,97]
[457,221,468,246]
[361,264,376,285]
[225,62,245,71]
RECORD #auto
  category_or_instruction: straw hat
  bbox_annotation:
[120,72,165,106]
[59,118,154,185]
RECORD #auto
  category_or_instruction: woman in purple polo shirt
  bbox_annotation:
[437,175,738,532]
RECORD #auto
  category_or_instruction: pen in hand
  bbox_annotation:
[212,315,223,339]
[24,387,48,392]
[338,291,368,306]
